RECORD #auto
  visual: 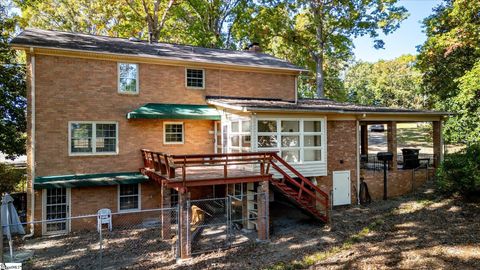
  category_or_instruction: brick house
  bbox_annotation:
[11,29,447,251]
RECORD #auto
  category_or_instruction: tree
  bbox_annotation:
[173,0,251,48]
[344,55,425,109]
[237,0,407,98]
[417,0,480,143]
[123,0,176,42]
[15,0,122,36]
[1,1,27,159]
[445,61,480,144]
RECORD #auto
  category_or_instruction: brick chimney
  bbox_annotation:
[246,42,262,53]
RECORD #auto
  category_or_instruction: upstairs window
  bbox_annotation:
[118,63,139,94]
[69,122,118,155]
[185,68,205,89]
[164,122,184,144]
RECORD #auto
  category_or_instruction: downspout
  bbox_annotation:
[356,119,360,205]
[24,48,35,239]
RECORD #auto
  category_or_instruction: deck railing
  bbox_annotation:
[360,153,437,171]
[141,149,329,222]
[141,149,275,181]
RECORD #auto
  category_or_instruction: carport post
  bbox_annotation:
[433,121,443,168]
[360,124,368,156]
[387,122,398,170]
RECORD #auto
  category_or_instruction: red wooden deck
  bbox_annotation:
[140,150,273,189]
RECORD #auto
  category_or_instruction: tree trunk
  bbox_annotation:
[312,2,325,98]
[316,53,324,98]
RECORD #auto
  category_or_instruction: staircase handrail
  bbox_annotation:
[270,153,329,198]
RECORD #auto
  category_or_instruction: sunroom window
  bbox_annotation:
[229,119,251,152]
[257,118,325,163]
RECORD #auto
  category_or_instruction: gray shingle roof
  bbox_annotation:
[10,28,305,72]
[206,96,450,115]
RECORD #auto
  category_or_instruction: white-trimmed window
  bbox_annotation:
[256,118,325,163]
[185,68,205,89]
[118,184,141,211]
[69,122,118,155]
[118,63,139,94]
[164,122,184,144]
[229,119,251,153]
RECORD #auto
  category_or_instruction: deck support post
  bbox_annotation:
[179,191,191,259]
[257,181,269,241]
[387,121,397,170]
[161,185,171,240]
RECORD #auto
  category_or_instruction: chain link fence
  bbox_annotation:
[2,192,269,268]
[189,192,269,254]
[3,208,178,269]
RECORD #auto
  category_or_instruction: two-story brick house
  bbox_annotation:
[11,28,447,239]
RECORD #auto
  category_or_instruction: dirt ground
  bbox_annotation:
[16,182,480,269]
[174,182,480,270]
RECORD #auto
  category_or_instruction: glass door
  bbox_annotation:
[214,121,223,153]
[44,188,70,234]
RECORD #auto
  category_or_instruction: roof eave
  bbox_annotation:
[207,100,451,116]
[11,43,307,73]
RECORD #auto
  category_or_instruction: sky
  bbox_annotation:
[352,0,442,62]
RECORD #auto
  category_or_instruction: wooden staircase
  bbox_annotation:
[269,153,329,223]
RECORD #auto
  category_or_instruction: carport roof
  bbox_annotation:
[206,96,451,116]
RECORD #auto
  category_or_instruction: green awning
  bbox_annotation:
[34,172,148,189]
[126,103,221,120]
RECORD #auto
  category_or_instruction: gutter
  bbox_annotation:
[24,48,35,239]
[243,107,451,116]
[356,120,360,205]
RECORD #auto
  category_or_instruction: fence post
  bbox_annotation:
[225,197,231,245]
[98,218,103,270]
[329,190,333,230]
[0,206,3,264]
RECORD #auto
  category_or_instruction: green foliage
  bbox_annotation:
[417,0,480,144]
[445,61,480,144]
[15,0,125,36]
[13,0,408,101]
[0,163,26,194]
[437,144,480,196]
[1,2,27,159]
[344,54,426,109]
[238,0,408,98]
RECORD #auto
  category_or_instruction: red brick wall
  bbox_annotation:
[31,54,295,177]
[33,181,162,233]
[315,120,359,204]
[361,168,432,200]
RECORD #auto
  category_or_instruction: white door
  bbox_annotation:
[43,188,71,235]
[333,171,351,206]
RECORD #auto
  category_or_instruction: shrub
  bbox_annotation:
[437,143,480,196]
[0,163,26,194]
